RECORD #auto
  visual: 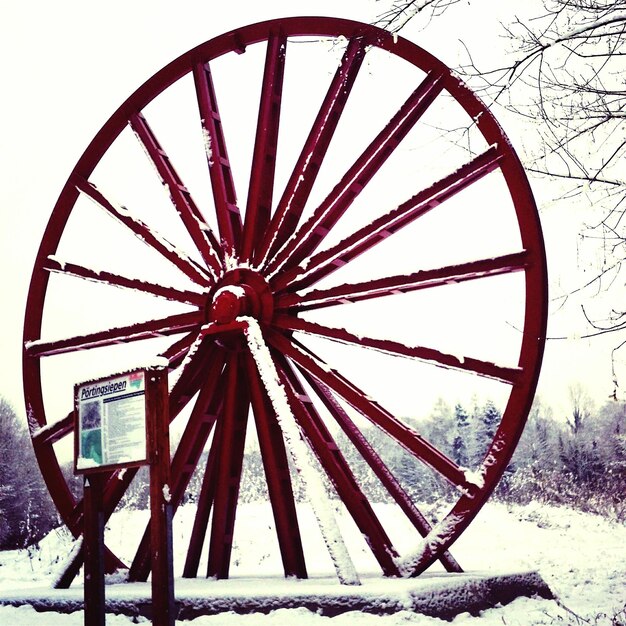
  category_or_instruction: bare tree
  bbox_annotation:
[466,1,626,397]
[376,0,626,396]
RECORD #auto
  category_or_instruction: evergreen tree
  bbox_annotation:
[472,399,501,464]
[513,397,559,468]
[394,451,422,500]
[420,398,455,458]
[452,403,470,466]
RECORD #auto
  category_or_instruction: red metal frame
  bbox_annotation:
[23,16,548,584]
[245,351,307,578]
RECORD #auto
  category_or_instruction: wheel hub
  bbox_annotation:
[210,285,249,324]
[208,267,274,325]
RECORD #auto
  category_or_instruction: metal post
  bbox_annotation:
[146,366,176,626]
[83,473,105,626]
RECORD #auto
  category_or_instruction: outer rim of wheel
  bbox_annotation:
[23,16,548,579]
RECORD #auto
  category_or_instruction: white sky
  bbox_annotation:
[1,0,621,429]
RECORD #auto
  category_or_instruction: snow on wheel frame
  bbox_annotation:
[23,16,548,584]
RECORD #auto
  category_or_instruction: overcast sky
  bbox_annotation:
[1,0,620,425]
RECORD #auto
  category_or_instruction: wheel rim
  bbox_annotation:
[23,16,547,582]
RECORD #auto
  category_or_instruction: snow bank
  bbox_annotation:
[0,570,551,623]
[0,502,623,624]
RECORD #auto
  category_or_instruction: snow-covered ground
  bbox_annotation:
[0,501,624,624]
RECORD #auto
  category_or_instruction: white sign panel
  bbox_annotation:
[75,370,147,472]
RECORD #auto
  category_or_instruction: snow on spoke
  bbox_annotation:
[275,354,401,577]
[273,145,504,293]
[256,36,367,269]
[273,314,522,385]
[73,175,213,286]
[31,411,74,446]
[397,512,465,576]
[168,339,225,424]
[267,71,446,281]
[44,256,207,306]
[244,353,307,578]
[166,321,245,417]
[51,536,84,589]
[242,317,360,586]
[193,61,242,251]
[277,251,530,312]
[168,329,210,396]
[25,310,204,358]
[159,331,202,368]
[130,112,222,279]
[167,324,228,402]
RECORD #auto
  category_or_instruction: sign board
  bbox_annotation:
[74,366,174,625]
[74,370,148,473]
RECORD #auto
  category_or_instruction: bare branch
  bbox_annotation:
[377,0,626,392]
[374,0,461,32]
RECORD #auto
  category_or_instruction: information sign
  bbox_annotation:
[75,370,147,472]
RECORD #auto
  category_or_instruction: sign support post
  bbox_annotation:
[83,473,105,626]
[146,366,176,626]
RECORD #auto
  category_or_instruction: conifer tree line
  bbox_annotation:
[0,397,59,549]
[181,392,626,523]
[0,390,624,550]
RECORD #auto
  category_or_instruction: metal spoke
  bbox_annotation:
[25,310,204,358]
[298,371,462,573]
[207,352,250,578]
[274,314,521,385]
[130,112,223,278]
[169,362,225,508]
[273,146,504,293]
[168,339,220,419]
[129,357,226,582]
[241,32,287,262]
[183,420,222,578]
[275,353,400,577]
[244,318,360,585]
[256,36,367,268]
[277,251,529,312]
[267,71,445,278]
[266,329,471,490]
[44,256,206,306]
[159,331,202,369]
[244,351,307,579]
[74,175,212,286]
[193,61,242,251]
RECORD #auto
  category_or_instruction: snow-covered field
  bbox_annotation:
[0,501,624,625]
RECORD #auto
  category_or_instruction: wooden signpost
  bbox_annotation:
[74,366,175,626]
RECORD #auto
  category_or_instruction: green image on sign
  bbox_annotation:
[81,428,103,465]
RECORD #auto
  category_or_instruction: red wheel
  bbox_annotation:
[23,17,547,583]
